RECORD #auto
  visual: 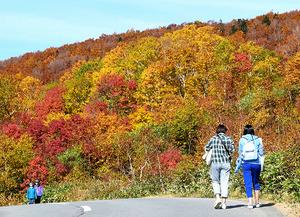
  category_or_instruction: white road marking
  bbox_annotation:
[81,205,92,212]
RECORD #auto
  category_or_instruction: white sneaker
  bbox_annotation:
[214,200,222,209]
[255,203,261,208]
[248,204,254,209]
[221,203,227,209]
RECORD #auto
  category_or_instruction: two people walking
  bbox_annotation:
[26,179,44,205]
[204,124,264,209]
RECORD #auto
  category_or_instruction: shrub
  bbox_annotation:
[166,157,212,197]
[0,134,34,195]
[261,147,300,202]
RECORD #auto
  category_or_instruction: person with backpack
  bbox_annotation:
[34,179,44,204]
[26,182,37,205]
[205,124,234,209]
[235,124,264,209]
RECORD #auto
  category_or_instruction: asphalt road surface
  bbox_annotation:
[0,198,284,217]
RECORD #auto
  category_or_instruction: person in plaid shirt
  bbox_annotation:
[205,124,234,209]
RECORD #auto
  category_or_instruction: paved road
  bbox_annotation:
[0,198,284,217]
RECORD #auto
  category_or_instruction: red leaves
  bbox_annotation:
[97,74,137,114]
[27,119,47,145]
[2,123,22,139]
[22,156,48,188]
[35,86,64,119]
[82,143,100,164]
[54,160,68,176]
[234,53,252,73]
[85,101,108,116]
[6,113,96,182]
[67,115,95,143]
[159,148,182,171]
[32,115,94,159]
[128,80,138,90]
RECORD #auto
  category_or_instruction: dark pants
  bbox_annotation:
[28,198,35,204]
[35,196,42,204]
[242,163,261,198]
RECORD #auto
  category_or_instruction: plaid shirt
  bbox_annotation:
[205,133,235,164]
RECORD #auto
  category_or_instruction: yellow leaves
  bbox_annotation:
[100,37,160,81]
[44,112,71,125]
[94,112,126,147]
[253,56,279,76]
[63,73,93,114]
[19,76,41,92]
[0,133,34,191]
[153,95,185,124]
[252,108,272,128]
[61,60,103,113]
[135,62,177,108]
[238,41,265,59]
[101,43,128,75]
[59,69,73,84]
[251,56,281,89]
[158,25,234,99]
[129,106,153,130]
[0,75,19,121]
[18,76,42,112]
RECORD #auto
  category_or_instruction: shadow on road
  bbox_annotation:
[226,202,276,209]
[226,204,246,209]
[261,203,275,207]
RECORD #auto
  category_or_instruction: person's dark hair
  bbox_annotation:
[243,124,255,135]
[216,124,228,134]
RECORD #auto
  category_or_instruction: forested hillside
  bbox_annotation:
[0,25,185,82]
[217,10,300,56]
[0,12,300,205]
[0,10,299,83]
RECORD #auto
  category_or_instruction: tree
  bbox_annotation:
[262,15,271,26]
[0,133,34,194]
[283,52,300,102]
[0,75,19,122]
[101,37,160,81]
[168,100,202,155]
[96,73,137,115]
[18,76,42,113]
[35,86,64,119]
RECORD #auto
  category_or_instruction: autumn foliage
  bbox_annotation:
[0,12,300,203]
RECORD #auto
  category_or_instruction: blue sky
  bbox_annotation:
[0,0,299,60]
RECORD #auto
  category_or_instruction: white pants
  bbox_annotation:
[210,163,231,198]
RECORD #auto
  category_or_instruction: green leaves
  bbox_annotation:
[261,147,300,202]
[168,100,202,155]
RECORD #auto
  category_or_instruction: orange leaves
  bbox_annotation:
[283,52,300,87]
[296,96,300,113]
[234,53,252,73]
